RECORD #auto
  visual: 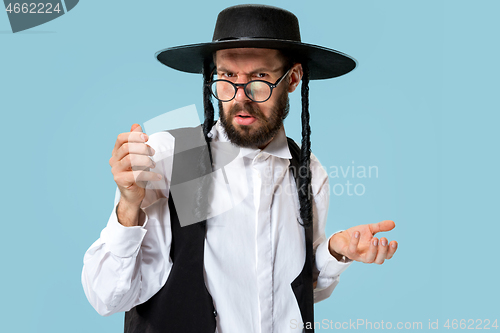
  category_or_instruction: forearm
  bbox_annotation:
[328,246,345,261]
[117,199,145,227]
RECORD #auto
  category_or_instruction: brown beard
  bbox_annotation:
[218,87,290,148]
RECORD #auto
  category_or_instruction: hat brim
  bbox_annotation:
[155,39,357,80]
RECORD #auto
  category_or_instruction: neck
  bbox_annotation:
[257,124,283,150]
[257,139,273,150]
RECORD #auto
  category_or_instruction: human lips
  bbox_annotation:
[234,111,257,125]
[235,111,254,117]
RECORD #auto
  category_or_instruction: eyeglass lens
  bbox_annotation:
[211,81,272,102]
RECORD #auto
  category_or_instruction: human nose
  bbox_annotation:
[233,77,251,102]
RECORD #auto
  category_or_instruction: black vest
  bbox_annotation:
[124,126,315,332]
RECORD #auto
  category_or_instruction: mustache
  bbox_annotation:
[229,103,265,120]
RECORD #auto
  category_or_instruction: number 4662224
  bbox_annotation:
[443,319,498,330]
[5,3,62,14]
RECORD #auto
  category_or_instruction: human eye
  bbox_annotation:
[255,73,268,79]
[221,72,234,79]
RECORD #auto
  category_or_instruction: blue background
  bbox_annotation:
[1,0,498,332]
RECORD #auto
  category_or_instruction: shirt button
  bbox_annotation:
[213,309,217,317]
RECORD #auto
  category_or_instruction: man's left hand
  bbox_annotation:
[328,220,398,264]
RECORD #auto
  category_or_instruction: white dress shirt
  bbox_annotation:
[82,121,352,333]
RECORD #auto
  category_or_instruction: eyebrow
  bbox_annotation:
[216,66,282,74]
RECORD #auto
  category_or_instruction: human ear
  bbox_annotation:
[287,63,303,93]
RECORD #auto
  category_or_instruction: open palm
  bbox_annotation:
[329,220,398,264]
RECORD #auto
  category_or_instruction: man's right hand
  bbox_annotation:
[109,124,162,226]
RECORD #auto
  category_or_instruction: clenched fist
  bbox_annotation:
[109,124,162,226]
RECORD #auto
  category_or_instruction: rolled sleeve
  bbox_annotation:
[99,201,149,258]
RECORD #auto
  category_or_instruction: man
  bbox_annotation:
[82,4,398,333]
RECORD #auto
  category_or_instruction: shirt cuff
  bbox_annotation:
[315,230,353,279]
[99,202,149,258]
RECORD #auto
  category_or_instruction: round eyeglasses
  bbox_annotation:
[206,68,291,103]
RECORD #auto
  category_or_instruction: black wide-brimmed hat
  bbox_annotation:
[155,4,357,80]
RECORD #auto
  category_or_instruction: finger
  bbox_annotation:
[112,132,148,157]
[114,154,155,173]
[131,123,142,132]
[112,126,148,156]
[347,231,360,257]
[386,241,398,260]
[364,237,378,263]
[374,237,389,264]
[369,220,395,235]
[115,142,155,162]
[132,170,163,188]
[114,170,162,188]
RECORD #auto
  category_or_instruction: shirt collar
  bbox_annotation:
[210,120,292,160]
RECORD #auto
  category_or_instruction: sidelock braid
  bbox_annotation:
[192,62,216,223]
[298,64,313,228]
[202,62,215,142]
